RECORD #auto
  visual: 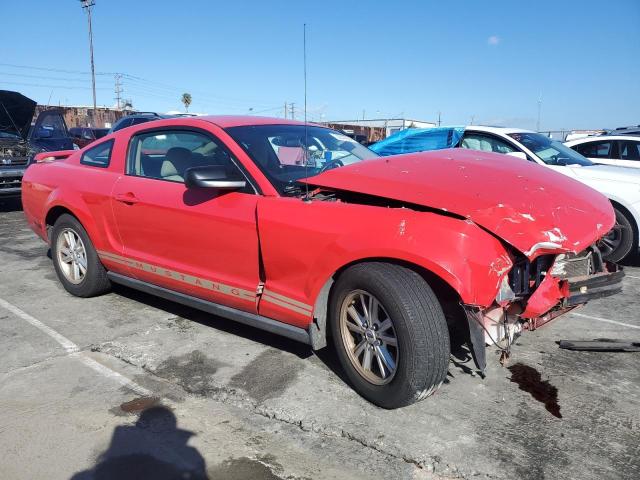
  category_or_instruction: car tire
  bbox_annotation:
[329,262,450,409]
[51,214,111,297]
[600,207,634,263]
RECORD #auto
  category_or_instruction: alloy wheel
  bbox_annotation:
[339,289,399,385]
[598,222,624,258]
[56,228,88,285]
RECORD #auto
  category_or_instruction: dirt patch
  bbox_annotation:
[154,350,227,397]
[229,349,302,403]
[167,316,194,332]
[508,363,562,418]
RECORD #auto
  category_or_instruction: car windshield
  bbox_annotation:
[508,132,593,166]
[226,124,379,195]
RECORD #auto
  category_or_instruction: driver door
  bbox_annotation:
[110,128,260,313]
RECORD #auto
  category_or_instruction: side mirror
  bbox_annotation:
[506,151,528,161]
[184,165,247,190]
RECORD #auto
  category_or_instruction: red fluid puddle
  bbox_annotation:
[119,396,160,413]
[508,363,562,418]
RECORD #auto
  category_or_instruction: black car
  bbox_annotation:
[604,125,640,136]
[69,127,109,148]
[108,112,173,133]
[0,90,75,197]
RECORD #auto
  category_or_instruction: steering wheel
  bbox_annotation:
[319,158,344,173]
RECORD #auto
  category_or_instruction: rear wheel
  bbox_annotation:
[599,207,634,263]
[51,214,111,297]
[330,263,450,409]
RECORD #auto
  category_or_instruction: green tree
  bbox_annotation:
[181,93,192,113]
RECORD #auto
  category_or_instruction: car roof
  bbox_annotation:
[565,135,640,145]
[464,125,534,135]
[198,115,313,128]
[103,115,323,138]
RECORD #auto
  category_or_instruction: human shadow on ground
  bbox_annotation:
[70,406,209,480]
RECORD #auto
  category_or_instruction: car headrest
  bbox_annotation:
[160,147,192,177]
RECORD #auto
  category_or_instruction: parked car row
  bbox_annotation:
[21,115,624,408]
[1,90,193,198]
[1,90,76,197]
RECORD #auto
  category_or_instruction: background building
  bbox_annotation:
[325,118,437,144]
[34,105,129,129]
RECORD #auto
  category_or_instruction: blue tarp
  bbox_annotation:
[370,127,465,156]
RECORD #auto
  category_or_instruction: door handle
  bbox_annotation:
[114,192,140,205]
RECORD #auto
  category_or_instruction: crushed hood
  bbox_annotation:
[0,90,37,139]
[304,149,614,259]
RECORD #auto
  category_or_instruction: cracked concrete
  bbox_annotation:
[1,201,639,479]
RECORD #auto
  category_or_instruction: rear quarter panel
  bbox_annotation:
[21,152,123,256]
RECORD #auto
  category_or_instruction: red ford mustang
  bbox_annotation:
[21,116,623,408]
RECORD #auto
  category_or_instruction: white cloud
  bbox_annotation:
[487,35,500,46]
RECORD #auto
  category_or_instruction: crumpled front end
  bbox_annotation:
[463,245,624,372]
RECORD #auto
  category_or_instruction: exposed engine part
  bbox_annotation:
[462,305,524,373]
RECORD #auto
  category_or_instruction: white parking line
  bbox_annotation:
[570,311,640,330]
[0,297,151,396]
[624,274,640,280]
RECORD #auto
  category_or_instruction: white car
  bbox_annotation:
[458,126,640,262]
[564,136,640,169]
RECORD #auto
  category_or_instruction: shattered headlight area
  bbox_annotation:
[463,245,624,373]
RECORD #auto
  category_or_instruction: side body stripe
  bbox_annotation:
[97,250,314,317]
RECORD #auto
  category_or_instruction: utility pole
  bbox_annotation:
[80,0,97,124]
[437,111,441,126]
[284,101,288,119]
[470,115,475,125]
[362,109,365,121]
[536,93,542,132]
[289,102,295,120]
[114,73,123,110]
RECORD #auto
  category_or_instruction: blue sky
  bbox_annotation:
[1,0,638,130]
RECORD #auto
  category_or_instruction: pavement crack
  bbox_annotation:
[1,351,71,377]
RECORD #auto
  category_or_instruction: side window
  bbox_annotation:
[619,141,640,161]
[81,139,114,168]
[574,141,613,158]
[127,130,246,185]
[460,133,517,155]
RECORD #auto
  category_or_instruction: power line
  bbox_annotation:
[0,62,292,113]
[0,71,110,84]
[0,62,115,76]
[0,80,110,91]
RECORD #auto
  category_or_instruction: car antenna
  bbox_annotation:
[303,23,310,202]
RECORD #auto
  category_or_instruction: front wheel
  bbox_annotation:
[599,207,634,263]
[329,263,450,409]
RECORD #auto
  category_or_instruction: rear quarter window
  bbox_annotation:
[81,139,114,168]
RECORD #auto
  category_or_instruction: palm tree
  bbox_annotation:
[181,93,192,113]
